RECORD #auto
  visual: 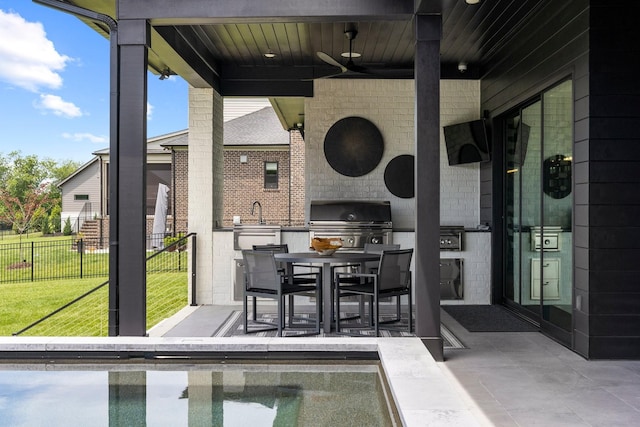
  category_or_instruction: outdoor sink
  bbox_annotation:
[233,224,281,250]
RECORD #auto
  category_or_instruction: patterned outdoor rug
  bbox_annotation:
[213,311,464,349]
[442,304,539,332]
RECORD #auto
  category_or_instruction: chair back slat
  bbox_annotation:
[364,243,400,272]
[252,244,290,274]
[377,249,413,291]
[242,250,280,292]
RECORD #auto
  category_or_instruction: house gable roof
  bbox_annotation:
[224,107,289,147]
[161,106,289,149]
[56,156,100,189]
[90,107,288,157]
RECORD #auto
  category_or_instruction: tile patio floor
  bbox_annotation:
[153,304,640,426]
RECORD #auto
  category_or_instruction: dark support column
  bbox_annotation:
[414,14,443,361]
[110,19,149,336]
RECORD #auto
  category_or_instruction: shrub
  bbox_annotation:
[40,215,51,235]
[63,217,73,235]
[164,233,186,251]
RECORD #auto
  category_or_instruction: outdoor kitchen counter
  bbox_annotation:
[212,227,492,306]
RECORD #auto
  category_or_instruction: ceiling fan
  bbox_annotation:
[316,29,413,79]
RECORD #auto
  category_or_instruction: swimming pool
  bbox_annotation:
[0,360,400,426]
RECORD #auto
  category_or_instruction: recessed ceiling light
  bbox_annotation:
[465,0,481,4]
[340,52,361,58]
[264,50,276,58]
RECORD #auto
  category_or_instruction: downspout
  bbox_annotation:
[33,0,120,336]
[288,131,292,226]
[171,148,177,236]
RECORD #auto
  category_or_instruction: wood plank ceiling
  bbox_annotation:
[63,0,543,128]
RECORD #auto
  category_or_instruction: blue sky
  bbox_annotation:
[0,0,189,163]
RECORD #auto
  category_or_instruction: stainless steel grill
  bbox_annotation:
[309,200,392,250]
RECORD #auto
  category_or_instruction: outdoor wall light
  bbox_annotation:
[159,68,172,80]
[458,62,468,73]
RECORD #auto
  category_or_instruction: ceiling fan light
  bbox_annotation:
[341,51,361,58]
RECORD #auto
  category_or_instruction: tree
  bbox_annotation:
[0,152,80,234]
[0,184,52,236]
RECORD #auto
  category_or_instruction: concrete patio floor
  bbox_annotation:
[153,304,640,426]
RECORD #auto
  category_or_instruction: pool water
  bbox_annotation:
[0,360,399,426]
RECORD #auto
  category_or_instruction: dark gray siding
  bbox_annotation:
[582,1,640,359]
[483,0,640,358]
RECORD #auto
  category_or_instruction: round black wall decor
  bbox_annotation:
[323,116,384,177]
[384,154,414,198]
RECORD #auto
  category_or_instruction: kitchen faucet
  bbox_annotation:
[251,201,265,224]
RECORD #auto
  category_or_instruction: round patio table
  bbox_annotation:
[274,251,380,333]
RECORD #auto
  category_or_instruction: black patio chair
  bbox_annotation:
[242,250,321,336]
[252,244,323,324]
[332,243,400,325]
[335,249,413,336]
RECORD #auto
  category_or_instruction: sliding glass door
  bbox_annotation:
[502,80,573,344]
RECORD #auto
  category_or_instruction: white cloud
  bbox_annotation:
[62,132,107,144]
[35,93,82,118]
[0,10,71,92]
[147,102,154,120]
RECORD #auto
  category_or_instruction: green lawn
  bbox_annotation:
[1,270,188,337]
[0,232,190,336]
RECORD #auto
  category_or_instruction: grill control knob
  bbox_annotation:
[347,237,355,245]
[371,237,381,244]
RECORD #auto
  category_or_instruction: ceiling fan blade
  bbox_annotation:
[317,51,347,73]
[344,61,368,74]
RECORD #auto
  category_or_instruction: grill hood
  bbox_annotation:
[309,200,391,223]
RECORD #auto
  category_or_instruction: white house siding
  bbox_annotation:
[223,98,271,122]
[60,158,101,230]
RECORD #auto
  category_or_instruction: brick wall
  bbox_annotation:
[289,130,306,226]
[169,132,304,229]
[222,148,291,226]
[305,79,481,229]
[173,150,189,233]
[188,87,223,304]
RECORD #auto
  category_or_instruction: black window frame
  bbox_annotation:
[264,161,279,189]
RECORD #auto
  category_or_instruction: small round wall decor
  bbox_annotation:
[323,117,384,177]
[384,154,414,198]
[543,154,572,199]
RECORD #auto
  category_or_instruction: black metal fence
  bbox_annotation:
[10,233,196,337]
[0,234,188,283]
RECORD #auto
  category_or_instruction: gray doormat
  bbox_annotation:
[213,311,464,349]
[442,304,539,332]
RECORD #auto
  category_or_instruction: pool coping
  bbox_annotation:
[0,336,488,426]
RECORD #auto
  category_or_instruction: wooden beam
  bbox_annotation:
[118,0,414,23]
[153,26,221,89]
